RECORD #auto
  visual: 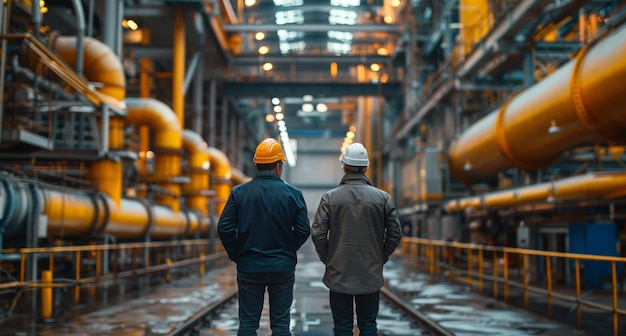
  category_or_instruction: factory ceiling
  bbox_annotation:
[34,0,404,139]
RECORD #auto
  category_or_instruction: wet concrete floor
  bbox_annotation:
[0,240,598,335]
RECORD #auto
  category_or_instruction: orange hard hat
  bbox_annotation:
[253,138,286,164]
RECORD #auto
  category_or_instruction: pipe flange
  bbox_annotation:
[570,45,598,131]
[494,90,536,171]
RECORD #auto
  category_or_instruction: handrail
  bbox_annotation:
[0,33,124,111]
[0,239,225,321]
[402,237,626,336]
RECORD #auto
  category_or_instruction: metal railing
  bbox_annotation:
[401,237,626,336]
[0,239,225,322]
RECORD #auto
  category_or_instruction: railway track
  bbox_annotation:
[167,286,454,336]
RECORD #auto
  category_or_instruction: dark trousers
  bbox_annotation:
[329,290,379,336]
[237,270,295,336]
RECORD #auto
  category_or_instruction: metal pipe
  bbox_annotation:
[446,172,626,212]
[173,9,186,128]
[70,0,86,77]
[182,130,211,216]
[0,0,10,145]
[125,98,183,212]
[206,147,232,215]
[449,24,626,184]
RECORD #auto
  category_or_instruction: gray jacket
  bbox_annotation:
[311,173,402,294]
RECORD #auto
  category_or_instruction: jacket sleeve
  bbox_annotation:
[293,190,311,250]
[217,192,238,262]
[383,195,402,261]
[311,194,330,263]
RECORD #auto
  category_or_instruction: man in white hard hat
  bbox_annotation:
[310,142,402,336]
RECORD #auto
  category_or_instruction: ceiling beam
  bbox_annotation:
[223,24,401,33]
[223,81,401,98]
[230,54,391,66]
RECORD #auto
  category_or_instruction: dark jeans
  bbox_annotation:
[237,270,295,336]
[329,290,379,336]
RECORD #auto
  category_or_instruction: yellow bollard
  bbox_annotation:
[165,258,172,283]
[41,270,53,321]
[198,252,205,276]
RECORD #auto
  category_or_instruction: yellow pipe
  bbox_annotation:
[53,36,127,204]
[103,197,150,239]
[42,189,107,237]
[41,270,52,320]
[125,98,183,212]
[151,205,188,239]
[449,25,626,184]
[181,130,211,215]
[459,0,491,55]
[446,172,626,212]
[206,147,232,215]
[231,167,251,185]
[87,160,123,206]
[51,36,125,101]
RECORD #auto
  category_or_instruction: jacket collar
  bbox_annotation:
[340,173,372,186]
[254,171,282,180]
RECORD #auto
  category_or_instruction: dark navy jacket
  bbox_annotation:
[217,171,310,272]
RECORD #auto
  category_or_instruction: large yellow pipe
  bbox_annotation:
[206,147,232,215]
[181,130,211,215]
[51,36,125,101]
[42,186,192,239]
[125,98,183,212]
[449,25,626,184]
[446,172,626,212]
[42,189,107,237]
[53,36,128,205]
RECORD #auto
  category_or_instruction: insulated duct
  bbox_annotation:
[449,25,626,184]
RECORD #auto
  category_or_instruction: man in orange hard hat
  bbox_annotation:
[218,138,310,336]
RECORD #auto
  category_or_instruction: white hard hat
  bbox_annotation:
[341,143,369,167]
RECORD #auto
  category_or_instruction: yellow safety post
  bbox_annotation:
[546,255,553,319]
[198,252,205,276]
[165,258,172,283]
[41,270,52,321]
[75,251,81,304]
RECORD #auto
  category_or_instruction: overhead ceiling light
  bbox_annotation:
[273,0,303,6]
[303,95,313,101]
[273,105,282,113]
[258,46,270,54]
[245,0,256,6]
[329,9,357,25]
[272,97,280,105]
[330,0,360,7]
[370,63,381,71]
[316,103,328,112]
[255,32,266,40]
[302,103,314,112]
[376,47,389,56]
[262,62,273,71]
